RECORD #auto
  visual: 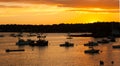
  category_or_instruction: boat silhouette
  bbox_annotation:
[84,47,100,54]
[29,33,48,46]
[6,49,25,52]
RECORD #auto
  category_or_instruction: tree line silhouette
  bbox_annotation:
[0,22,120,36]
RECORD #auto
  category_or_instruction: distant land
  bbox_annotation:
[0,22,120,37]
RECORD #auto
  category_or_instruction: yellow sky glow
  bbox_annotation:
[0,2,119,24]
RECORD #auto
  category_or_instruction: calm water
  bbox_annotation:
[0,33,120,66]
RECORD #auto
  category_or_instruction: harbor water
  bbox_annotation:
[0,33,120,66]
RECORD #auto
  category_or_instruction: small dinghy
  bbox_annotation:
[6,49,25,52]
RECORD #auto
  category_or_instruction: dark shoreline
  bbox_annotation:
[0,22,120,38]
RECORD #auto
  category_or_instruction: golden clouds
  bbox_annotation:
[0,3,69,17]
[0,0,119,9]
[0,0,119,24]
[67,8,119,13]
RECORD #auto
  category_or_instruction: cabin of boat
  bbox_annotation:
[16,39,26,45]
[16,38,35,46]
[26,39,35,44]
[30,39,48,46]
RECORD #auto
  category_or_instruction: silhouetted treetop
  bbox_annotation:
[0,22,120,33]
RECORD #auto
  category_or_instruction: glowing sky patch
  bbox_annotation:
[0,0,119,24]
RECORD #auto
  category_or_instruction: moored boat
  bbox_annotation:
[16,39,27,45]
[6,49,25,52]
[60,41,74,47]
[112,45,120,48]
[0,34,4,37]
[16,38,35,46]
[29,33,48,46]
[30,39,48,46]
[107,36,116,42]
[84,48,99,54]
[84,41,98,46]
[97,39,110,44]
[27,33,36,37]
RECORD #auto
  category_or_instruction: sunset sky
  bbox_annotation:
[0,0,119,24]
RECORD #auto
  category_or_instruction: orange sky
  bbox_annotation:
[0,0,119,24]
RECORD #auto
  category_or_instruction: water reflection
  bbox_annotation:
[0,33,120,66]
[18,45,25,49]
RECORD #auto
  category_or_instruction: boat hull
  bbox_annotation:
[6,49,25,52]
[112,45,120,48]
[84,49,99,54]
